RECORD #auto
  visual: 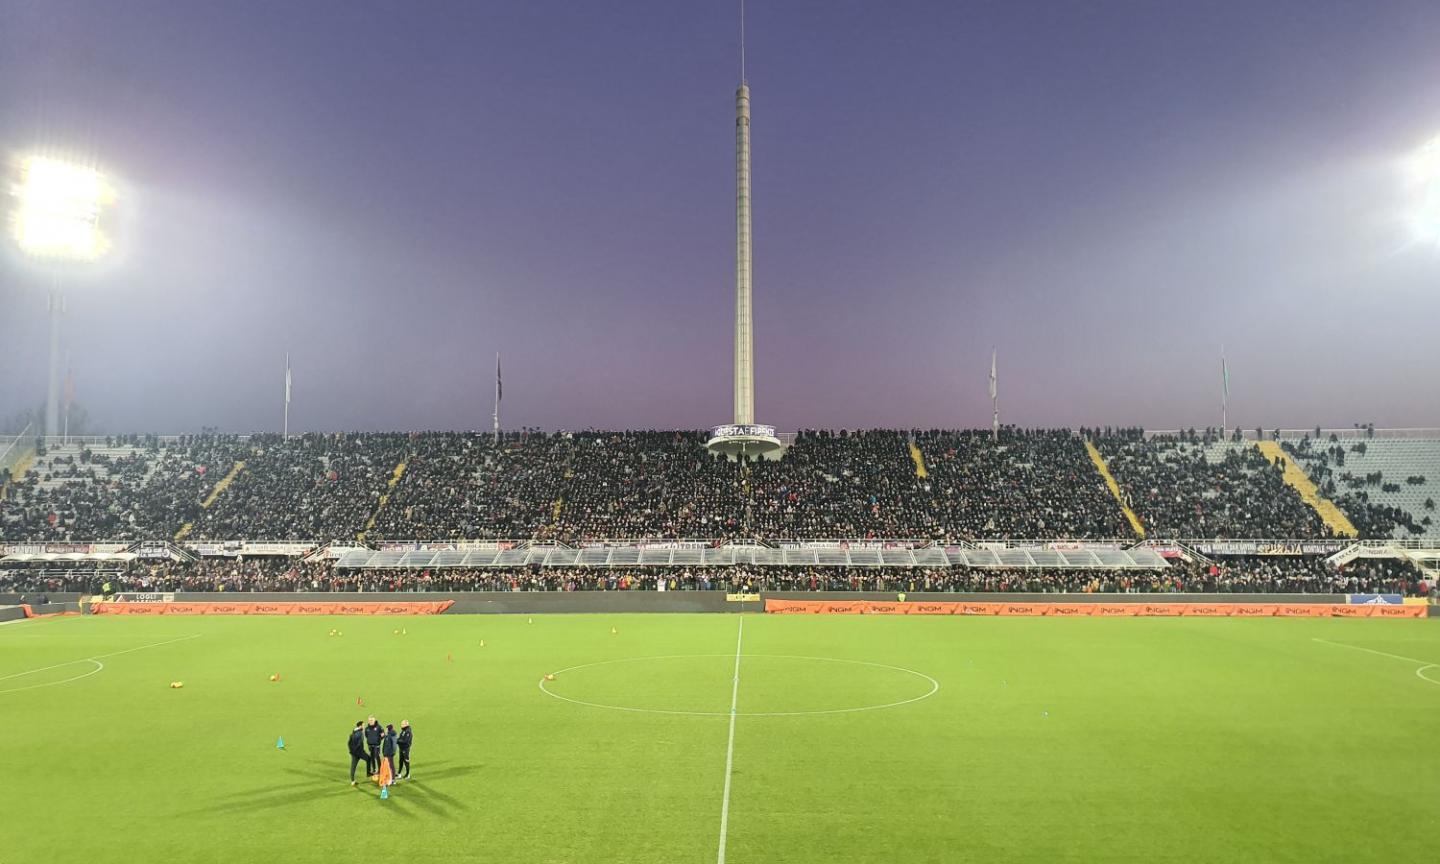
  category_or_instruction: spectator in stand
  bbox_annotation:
[2,555,1422,596]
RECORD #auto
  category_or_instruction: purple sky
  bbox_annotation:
[3,0,1440,434]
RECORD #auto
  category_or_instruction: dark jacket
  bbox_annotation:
[382,731,397,757]
[364,723,383,748]
[397,728,412,752]
[348,728,366,758]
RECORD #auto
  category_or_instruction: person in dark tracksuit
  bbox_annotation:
[347,721,368,785]
[364,716,383,776]
[396,720,413,780]
[382,724,398,781]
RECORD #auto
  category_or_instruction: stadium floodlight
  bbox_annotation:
[1404,134,1440,248]
[11,155,114,261]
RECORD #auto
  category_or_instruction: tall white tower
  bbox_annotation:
[708,16,780,458]
[733,82,755,426]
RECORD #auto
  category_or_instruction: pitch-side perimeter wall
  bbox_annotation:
[3,592,1434,617]
[765,598,1427,617]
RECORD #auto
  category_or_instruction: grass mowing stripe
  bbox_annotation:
[717,616,744,864]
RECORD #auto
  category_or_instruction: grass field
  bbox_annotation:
[4,612,1438,863]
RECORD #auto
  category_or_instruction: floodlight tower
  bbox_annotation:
[708,3,780,459]
[10,155,113,438]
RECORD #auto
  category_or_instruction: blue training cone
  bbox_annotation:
[380,786,389,800]
[276,736,285,749]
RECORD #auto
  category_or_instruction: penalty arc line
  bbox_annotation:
[0,633,202,683]
[1311,638,1440,688]
[717,616,744,864]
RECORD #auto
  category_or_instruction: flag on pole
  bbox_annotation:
[1221,354,1229,405]
[988,349,997,401]
[285,355,292,405]
[496,353,502,404]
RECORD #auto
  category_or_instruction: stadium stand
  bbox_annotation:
[915,429,1131,539]
[1283,435,1440,538]
[1,429,1436,545]
[1094,430,1330,539]
[0,555,1425,595]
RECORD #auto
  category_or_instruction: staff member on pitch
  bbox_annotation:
[347,721,368,785]
[382,724,399,781]
[364,716,383,776]
[396,721,413,780]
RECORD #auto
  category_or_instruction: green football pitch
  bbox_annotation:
[4,612,1438,864]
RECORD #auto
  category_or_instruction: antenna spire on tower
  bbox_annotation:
[740,0,746,83]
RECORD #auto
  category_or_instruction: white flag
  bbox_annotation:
[988,349,997,401]
[285,355,292,404]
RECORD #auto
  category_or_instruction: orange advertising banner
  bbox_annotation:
[756,599,1428,618]
[763,599,818,614]
[92,601,453,616]
[1372,605,1425,618]
[1229,605,1278,617]
[999,603,1049,616]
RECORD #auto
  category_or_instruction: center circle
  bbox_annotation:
[539,654,938,717]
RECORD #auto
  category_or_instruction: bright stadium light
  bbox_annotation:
[11,155,114,261]
[7,152,118,439]
[1403,134,1440,248]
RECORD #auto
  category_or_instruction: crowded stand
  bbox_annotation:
[0,435,251,542]
[3,428,1439,544]
[191,433,406,542]
[744,430,935,539]
[1094,429,1329,539]
[1,555,1427,596]
[916,428,1130,539]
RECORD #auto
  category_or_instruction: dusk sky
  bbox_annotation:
[3,0,1439,434]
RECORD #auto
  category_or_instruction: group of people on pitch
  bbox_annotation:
[348,716,412,785]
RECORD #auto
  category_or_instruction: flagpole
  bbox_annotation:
[989,348,999,442]
[63,351,71,445]
[283,352,291,440]
[493,352,501,439]
[1220,347,1228,438]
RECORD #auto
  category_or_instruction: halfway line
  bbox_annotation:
[717,616,744,864]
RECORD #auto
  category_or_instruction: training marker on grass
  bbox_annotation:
[276,737,285,749]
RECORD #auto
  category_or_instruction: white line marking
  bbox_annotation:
[0,633,201,686]
[1312,638,1440,687]
[717,616,744,864]
[0,659,103,694]
[537,653,940,717]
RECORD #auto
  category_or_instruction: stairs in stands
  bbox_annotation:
[358,459,408,541]
[907,439,929,478]
[1084,440,1145,538]
[175,460,245,540]
[1254,441,1358,537]
[0,449,36,500]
